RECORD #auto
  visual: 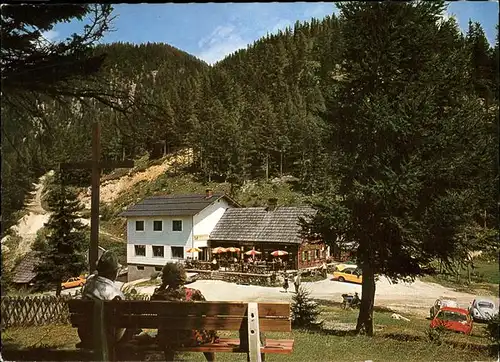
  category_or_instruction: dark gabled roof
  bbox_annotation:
[209,206,316,245]
[12,247,107,284]
[119,193,238,217]
[12,251,38,284]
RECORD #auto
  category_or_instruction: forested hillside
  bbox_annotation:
[2,12,498,233]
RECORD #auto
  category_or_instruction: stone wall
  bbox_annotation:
[187,269,283,287]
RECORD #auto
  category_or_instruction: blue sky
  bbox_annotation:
[46,2,499,65]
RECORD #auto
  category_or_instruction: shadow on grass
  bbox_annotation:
[314,298,396,314]
[316,328,359,337]
[302,324,496,357]
[2,346,95,361]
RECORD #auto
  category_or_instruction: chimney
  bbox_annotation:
[266,198,278,211]
[205,189,213,198]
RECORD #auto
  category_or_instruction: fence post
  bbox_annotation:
[247,302,262,362]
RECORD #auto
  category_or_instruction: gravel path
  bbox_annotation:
[1,172,51,258]
[132,275,498,317]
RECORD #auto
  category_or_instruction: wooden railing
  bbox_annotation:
[1,295,72,328]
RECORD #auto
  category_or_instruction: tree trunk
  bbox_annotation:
[280,151,283,177]
[467,261,471,285]
[265,154,269,181]
[56,282,62,297]
[356,265,376,336]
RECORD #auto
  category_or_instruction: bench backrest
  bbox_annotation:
[68,300,291,332]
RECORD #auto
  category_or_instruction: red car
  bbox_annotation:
[430,307,473,335]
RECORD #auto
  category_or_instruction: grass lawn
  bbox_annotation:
[3,303,495,362]
[421,258,499,296]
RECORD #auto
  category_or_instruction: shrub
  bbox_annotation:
[150,271,161,280]
[291,286,322,329]
[427,325,446,345]
[486,313,499,355]
[99,203,115,221]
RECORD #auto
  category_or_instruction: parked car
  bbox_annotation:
[430,307,473,335]
[429,297,459,319]
[335,263,358,272]
[469,297,499,323]
[61,276,86,289]
[333,267,362,284]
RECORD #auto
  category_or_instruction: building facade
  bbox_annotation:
[208,201,327,270]
[121,190,238,281]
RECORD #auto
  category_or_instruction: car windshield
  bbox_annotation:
[438,311,467,322]
[478,302,494,309]
[441,300,458,307]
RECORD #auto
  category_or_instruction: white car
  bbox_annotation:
[429,297,459,319]
[469,298,498,322]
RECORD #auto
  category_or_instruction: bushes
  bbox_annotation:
[99,203,115,221]
[486,313,499,355]
[150,271,161,280]
[427,325,446,345]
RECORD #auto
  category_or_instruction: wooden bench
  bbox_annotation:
[68,300,293,362]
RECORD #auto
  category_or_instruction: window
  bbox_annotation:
[307,251,311,261]
[152,245,164,257]
[478,301,494,309]
[302,251,306,261]
[154,266,162,272]
[438,311,467,322]
[171,246,184,259]
[153,220,163,231]
[135,220,144,231]
[315,250,320,259]
[136,266,144,271]
[172,220,182,231]
[135,245,146,256]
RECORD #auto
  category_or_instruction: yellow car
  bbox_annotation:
[333,268,362,284]
[336,263,358,272]
[61,276,86,289]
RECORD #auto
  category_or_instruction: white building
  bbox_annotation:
[120,190,239,281]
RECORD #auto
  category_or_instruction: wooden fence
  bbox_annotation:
[1,293,151,328]
[1,295,72,328]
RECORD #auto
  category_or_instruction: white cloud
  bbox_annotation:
[270,19,292,34]
[198,25,236,48]
[304,3,335,19]
[195,3,338,65]
[41,29,59,42]
[196,24,249,64]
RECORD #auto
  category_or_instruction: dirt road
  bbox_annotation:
[2,172,52,258]
[133,275,497,317]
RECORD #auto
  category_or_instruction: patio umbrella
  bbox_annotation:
[186,247,202,253]
[245,248,262,256]
[226,247,241,253]
[271,250,288,257]
[212,247,227,254]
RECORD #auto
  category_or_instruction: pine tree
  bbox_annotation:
[1,5,115,111]
[33,173,88,296]
[302,1,494,336]
[291,286,322,328]
[466,21,496,107]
